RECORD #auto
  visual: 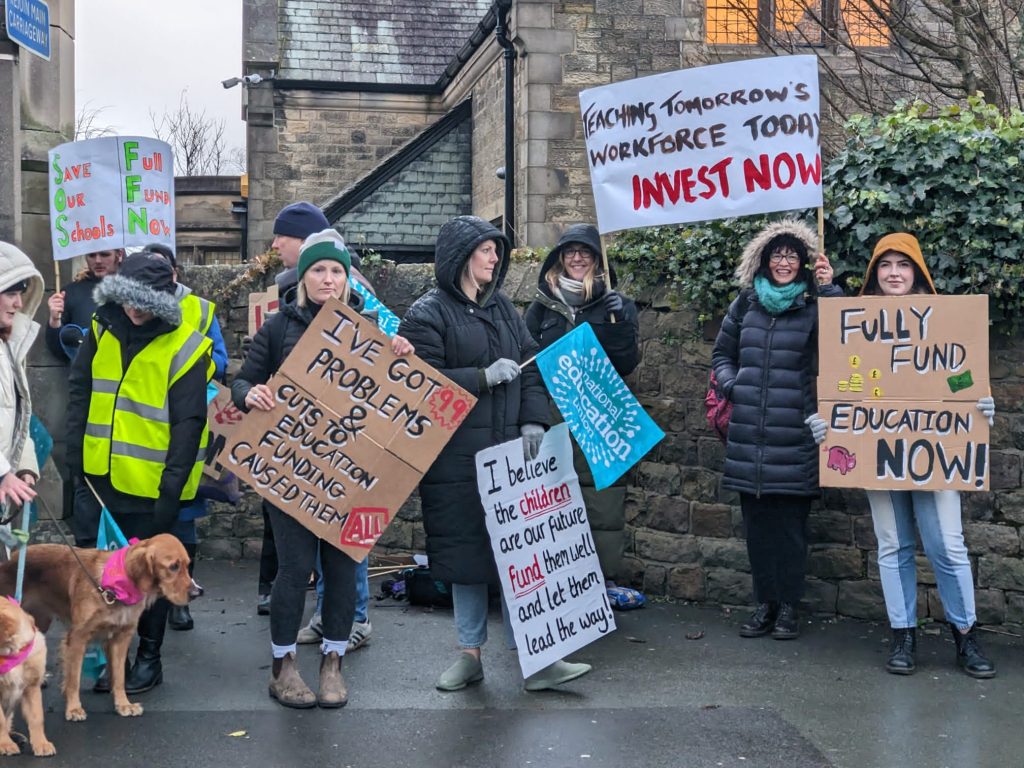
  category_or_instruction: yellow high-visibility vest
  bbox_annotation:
[179,292,217,379]
[83,320,212,500]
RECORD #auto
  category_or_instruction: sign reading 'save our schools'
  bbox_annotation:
[817,295,990,492]
[579,55,822,234]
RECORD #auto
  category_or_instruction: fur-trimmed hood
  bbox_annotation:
[93,274,182,326]
[734,219,819,288]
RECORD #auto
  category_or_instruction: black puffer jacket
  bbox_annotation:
[711,220,842,497]
[524,223,640,377]
[398,216,550,584]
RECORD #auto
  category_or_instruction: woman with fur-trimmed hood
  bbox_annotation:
[67,251,211,696]
[711,219,839,641]
[0,242,45,509]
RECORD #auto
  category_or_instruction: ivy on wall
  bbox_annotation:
[608,97,1024,332]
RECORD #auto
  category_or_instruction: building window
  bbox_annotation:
[705,0,890,47]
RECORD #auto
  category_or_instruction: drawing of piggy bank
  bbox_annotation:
[825,445,857,475]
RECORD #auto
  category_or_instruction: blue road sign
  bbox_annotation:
[5,0,51,61]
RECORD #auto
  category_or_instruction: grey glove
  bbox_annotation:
[977,396,996,426]
[603,291,624,319]
[804,413,828,445]
[484,358,521,389]
[520,423,545,461]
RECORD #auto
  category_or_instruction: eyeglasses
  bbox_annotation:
[564,247,595,261]
[769,251,801,265]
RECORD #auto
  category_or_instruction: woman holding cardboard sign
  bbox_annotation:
[712,220,839,641]
[232,229,415,709]
[852,233,995,678]
[399,215,592,693]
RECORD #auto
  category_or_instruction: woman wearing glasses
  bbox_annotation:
[711,221,838,639]
[525,224,642,609]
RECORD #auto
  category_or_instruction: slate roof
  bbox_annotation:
[325,100,473,262]
[279,0,495,85]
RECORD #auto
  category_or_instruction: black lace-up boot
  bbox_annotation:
[885,628,916,675]
[739,602,779,638]
[951,624,996,679]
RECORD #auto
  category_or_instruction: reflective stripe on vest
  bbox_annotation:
[83,320,212,500]
[179,293,216,380]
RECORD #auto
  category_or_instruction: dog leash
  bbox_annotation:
[13,501,30,603]
[33,490,119,606]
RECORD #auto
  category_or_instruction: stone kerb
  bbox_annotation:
[166,261,1024,631]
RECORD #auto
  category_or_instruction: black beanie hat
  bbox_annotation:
[273,202,330,240]
[93,252,182,326]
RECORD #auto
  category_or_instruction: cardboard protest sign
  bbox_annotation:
[476,423,615,678]
[48,137,175,260]
[204,382,244,480]
[351,279,400,338]
[248,284,280,336]
[817,295,990,491]
[579,55,821,233]
[221,297,476,560]
[534,323,664,490]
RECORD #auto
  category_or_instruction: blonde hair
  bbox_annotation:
[297,275,351,308]
[545,256,601,303]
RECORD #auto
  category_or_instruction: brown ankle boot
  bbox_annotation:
[269,653,316,709]
[317,651,348,708]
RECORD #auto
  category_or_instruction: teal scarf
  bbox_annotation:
[754,276,806,315]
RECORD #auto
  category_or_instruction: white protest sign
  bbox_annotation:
[48,136,175,260]
[476,423,615,678]
[579,55,822,233]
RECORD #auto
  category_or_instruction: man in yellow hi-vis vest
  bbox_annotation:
[67,251,211,697]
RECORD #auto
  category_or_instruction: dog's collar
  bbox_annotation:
[0,599,34,674]
[100,539,144,605]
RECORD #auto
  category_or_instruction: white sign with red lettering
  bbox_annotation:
[579,55,822,233]
[476,423,615,678]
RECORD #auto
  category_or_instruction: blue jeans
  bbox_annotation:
[313,546,369,623]
[868,490,976,630]
[452,583,515,649]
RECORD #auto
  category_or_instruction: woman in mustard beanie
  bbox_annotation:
[856,233,996,679]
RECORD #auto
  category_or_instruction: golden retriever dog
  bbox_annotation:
[0,597,54,757]
[0,534,201,722]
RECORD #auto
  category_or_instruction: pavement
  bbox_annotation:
[20,560,1024,768]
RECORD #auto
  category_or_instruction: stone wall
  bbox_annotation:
[168,261,1024,631]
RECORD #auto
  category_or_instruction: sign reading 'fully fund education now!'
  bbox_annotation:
[477,424,615,678]
[47,136,176,261]
[817,295,990,492]
[221,297,477,561]
[579,55,822,234]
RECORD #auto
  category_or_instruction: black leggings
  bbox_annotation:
[266,504,356,646]
[740,493,812,605]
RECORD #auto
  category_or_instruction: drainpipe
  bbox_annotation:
[494,0,517,245]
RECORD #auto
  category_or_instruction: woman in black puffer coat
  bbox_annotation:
[399,215,591,694]
[233,229,414,710]
[524,224,642,608]
[711,220,839,641]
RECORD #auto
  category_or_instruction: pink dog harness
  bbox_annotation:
[0,597,34,674]
[100,539,143,605]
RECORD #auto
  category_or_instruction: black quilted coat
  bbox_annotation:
[711,220,842,497]
[398,216,551,585]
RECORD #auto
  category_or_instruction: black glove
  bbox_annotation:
[603,291,624,319]
[150,496,182,537]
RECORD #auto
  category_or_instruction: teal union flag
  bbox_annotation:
[534,322,664,490]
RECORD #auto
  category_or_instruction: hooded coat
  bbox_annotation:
[397,216,550,585]
[524,224,640,377]
[711,220,842,497]
[0,243,44,482]
[523,224,640,578]
[66,262,209,530]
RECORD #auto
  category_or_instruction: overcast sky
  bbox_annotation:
[75,1,245,161]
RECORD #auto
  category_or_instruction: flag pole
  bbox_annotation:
[600,233,616,324]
